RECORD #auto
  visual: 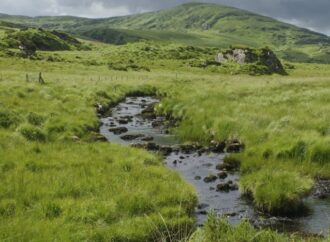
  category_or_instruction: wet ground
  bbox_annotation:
[100,96,330,235]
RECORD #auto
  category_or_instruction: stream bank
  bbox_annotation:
[99,96,330,236]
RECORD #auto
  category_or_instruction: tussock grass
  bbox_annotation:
[240,169,313,215]
[189,213,324,242]
[155,65,330,214]
[0,38,329,240]
[0,64,197,241]
[0,142,196,241]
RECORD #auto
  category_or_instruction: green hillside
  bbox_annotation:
[0,2,329,63]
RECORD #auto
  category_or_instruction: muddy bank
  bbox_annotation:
[99,96,330,235]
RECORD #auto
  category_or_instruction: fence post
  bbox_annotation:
[39,72,45,84]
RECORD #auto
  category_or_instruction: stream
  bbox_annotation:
[99,96,330,236]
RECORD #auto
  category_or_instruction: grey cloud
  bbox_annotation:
[0,0,329,35]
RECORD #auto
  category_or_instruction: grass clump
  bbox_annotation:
[27,112,45,126]
[19,124,47,142]
[0,142,196,241]
[189,212,303,242]
[309,140,330,165]
[240,169,313,215]
[0,110,21,128]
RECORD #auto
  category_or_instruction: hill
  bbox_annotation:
[0,24,84,55]
[0,3,329,63]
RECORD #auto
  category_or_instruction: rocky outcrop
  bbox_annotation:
[216,47,287,75]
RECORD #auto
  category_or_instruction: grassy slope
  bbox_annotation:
[1,3,329,62]
[0,35,329,240]
[0,54,197,241]
[156,63,330,214]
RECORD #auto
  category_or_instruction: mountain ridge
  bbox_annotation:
[0,2,329,63]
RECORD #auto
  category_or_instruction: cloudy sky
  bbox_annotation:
[0,0,329,35]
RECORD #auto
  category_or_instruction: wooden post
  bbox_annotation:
[26,74,29,82]
[38,72,45,84]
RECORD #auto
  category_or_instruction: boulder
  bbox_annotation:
[141,136,154,141]
[216,181,239,192]
[159,146,173,156]
[215,47,286,75]
[120,134,144,141]
[109,127,128,135]
[226,140,245,153]
[204,174,218,183]
[210,141,226,153]
[218,171,228,179]
[141,104,156,119]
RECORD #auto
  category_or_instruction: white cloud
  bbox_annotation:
[76,2,130,18]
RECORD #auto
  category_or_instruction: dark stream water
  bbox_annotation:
[100,96,330,236]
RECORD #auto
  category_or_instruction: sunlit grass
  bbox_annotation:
[0,38,329,241]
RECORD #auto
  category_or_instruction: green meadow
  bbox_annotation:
[0,40,329,241]
[0,4,330,240]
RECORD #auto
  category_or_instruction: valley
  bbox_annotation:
[0,2,329,242]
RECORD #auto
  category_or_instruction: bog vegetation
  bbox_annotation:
[0,5,330,241]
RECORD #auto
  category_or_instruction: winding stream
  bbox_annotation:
[100,96,330,236]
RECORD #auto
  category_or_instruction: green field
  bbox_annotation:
[0,4,330,241]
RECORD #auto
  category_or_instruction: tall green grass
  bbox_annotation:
[189,213,325,242]
[0,38,329,240]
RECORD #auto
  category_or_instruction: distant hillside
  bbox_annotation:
[0,3,329,63]
[0,25,82,52]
